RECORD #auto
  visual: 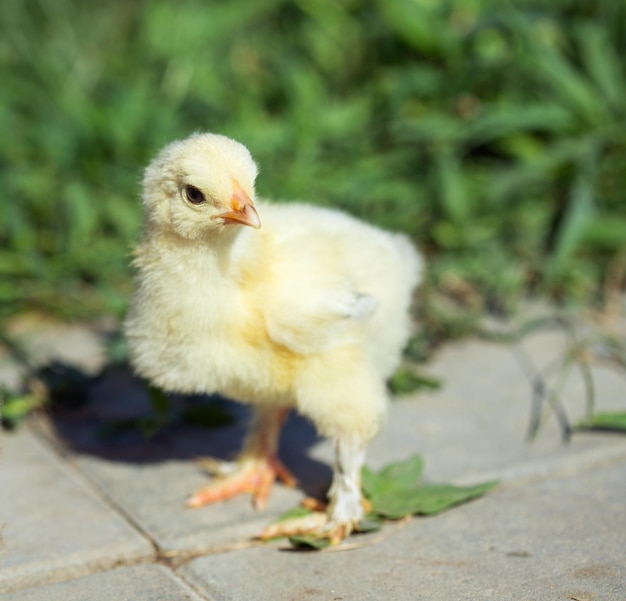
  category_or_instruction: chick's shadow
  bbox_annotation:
[44,361,333,500]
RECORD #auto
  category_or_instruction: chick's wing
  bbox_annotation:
[264,287,378,355]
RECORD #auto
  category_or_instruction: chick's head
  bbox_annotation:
[141,133,261,240]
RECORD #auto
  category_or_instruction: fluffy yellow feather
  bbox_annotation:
[124,132,422,543]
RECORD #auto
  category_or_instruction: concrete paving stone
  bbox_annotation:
[364,331,626,483]
[28,366,333,554]
[32,329,626,558]
[0,428,154,593]
[179,458,626,601]
[0,564,207,601]
[60,419,318,554]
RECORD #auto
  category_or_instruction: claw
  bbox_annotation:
[257,508,360,545]
[258,511,329,540]
[185,455,297,510]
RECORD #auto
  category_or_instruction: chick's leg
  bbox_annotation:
[259,351,386,544]
[326,439,369,539]
[260,438,370,544]
[186,406,296,510]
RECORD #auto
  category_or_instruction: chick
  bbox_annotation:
[124,133,422,543]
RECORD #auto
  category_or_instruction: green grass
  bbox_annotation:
[1,0,625,336]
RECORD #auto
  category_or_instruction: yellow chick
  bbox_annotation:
[124,133,422,543]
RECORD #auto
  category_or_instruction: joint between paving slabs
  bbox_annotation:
[25,418,163,559]
[25,416,278,570]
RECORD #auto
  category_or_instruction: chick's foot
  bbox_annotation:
[257,512,355,546]
[185,455,297,510]
[258,496,373,545]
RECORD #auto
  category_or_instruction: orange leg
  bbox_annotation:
[185,407,296,510]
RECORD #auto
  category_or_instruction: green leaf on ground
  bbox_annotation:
[0,391,42,429]
[576,411,626,433]
[363,455,497,519]
[358,515,383,533]
[370,481,499,519]
[288,535,332,550]
[274,454,497,550]
[389,369,443,394]
[362,454,425,498]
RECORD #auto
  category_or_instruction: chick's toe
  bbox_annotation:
[185,454,297,510]
[257,512,358,546]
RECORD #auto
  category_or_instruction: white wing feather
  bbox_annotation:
[265,289,378,355]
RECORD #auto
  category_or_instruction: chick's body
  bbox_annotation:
[124,133,422,543]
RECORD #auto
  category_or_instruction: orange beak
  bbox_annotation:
[214,179,261,229]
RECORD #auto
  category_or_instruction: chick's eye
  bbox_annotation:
[184,185,206,205]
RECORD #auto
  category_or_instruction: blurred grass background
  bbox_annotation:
[1,0,626,341]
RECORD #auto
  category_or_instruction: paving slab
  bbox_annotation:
[179,458,626,601]
[29,368,334,554]
[29,328,626,559]
[1,564,207,601]
[65,445,306,554]
[0,428,154,593]
[366,330,626,483]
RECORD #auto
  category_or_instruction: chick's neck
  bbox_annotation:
[145,223,248,278]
